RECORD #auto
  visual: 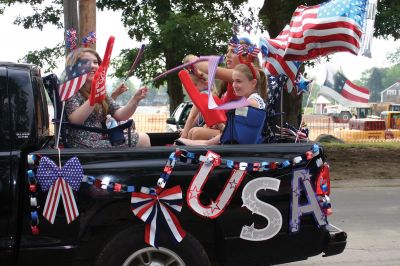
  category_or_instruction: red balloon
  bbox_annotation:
[178,70,226,127]
[89,36,115,106]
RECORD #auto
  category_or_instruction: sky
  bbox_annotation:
[0,2,398,85]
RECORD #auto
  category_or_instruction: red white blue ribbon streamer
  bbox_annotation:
[36,157,83,224]
[131,186,186,247]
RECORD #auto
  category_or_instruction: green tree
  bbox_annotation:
[387,47,400,65]
[2,0,400,115]
[96,0,252,113]
[1,0,252,113]
[367,68,385,102]
[382,64,400,88]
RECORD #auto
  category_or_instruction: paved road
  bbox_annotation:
[282,179,400,266]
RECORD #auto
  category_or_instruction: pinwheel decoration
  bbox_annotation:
[36,157,83,224]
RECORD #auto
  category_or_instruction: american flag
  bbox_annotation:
[260,30,302,94]
[281,0,368,61]
[58,59,91,101]
[320,65,369,105]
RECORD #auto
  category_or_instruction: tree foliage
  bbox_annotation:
[375,0,400,40]
[96,0,252,112]
[2,0,400,114]
[356,62,400,102]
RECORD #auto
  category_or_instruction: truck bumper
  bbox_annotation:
[322,223,347,256]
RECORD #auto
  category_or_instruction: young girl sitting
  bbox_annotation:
[176,63,266,146]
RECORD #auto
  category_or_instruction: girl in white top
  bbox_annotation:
[176,63,267,146]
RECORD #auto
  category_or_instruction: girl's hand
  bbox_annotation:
[184,54,199,63]
[180,128,188,138]
[133,86,148,102]
[111,83,128,100]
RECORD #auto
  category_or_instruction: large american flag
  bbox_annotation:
[278,0,368,61]
[58,59,91,101]
[260,29,302,94]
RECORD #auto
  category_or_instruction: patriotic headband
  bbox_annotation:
[229,34,260,79]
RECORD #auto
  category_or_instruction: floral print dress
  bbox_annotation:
[65,92,139,148]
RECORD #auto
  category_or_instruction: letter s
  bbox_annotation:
[240,177,283,241]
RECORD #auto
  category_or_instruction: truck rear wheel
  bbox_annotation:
[339,111,352,123]
[95,226,210,266]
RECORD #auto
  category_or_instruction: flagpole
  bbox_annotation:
[296,81,314,143]
[55,101,65,150]
[280,88,283,138]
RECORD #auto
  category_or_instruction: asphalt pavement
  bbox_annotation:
[281,178,400,266]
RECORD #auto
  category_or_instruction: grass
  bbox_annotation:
[323,142,400,149]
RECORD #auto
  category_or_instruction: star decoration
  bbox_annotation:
[242,193,255,208]
[188,186,202,200]
[210,201,220,213]
[242,223,256,238]
[292,187,300,198]
[229,179,237,189]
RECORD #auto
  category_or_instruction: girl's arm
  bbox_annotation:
[247,98,261,109]
[68,99,95,125]
[180,105,200,138]
[185,55,233,83]
[113,87,147,121]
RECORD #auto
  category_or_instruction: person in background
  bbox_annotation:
[65,47,151,148]
[180,55,223,140]
[176,63,266,146]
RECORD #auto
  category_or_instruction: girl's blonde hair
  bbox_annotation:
[65,48,109,116]
[234,63,267,100]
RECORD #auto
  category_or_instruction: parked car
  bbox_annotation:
[166,101,193,132]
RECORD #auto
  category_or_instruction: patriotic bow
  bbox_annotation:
[131,186,186,247]
[36,157,83,224]
[66,28,78,51]
[89,36,115,106]
[82,31,96,47]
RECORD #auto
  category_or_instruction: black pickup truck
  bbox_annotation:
[0,62,346,266]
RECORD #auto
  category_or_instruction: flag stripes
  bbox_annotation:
[58,74,88,102]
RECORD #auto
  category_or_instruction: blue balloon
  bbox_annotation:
[295,72,312,95]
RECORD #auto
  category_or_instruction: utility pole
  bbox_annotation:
[79,0,96,49]
[63,0,79,55]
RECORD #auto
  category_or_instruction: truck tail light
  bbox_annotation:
[316,163,332,215]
